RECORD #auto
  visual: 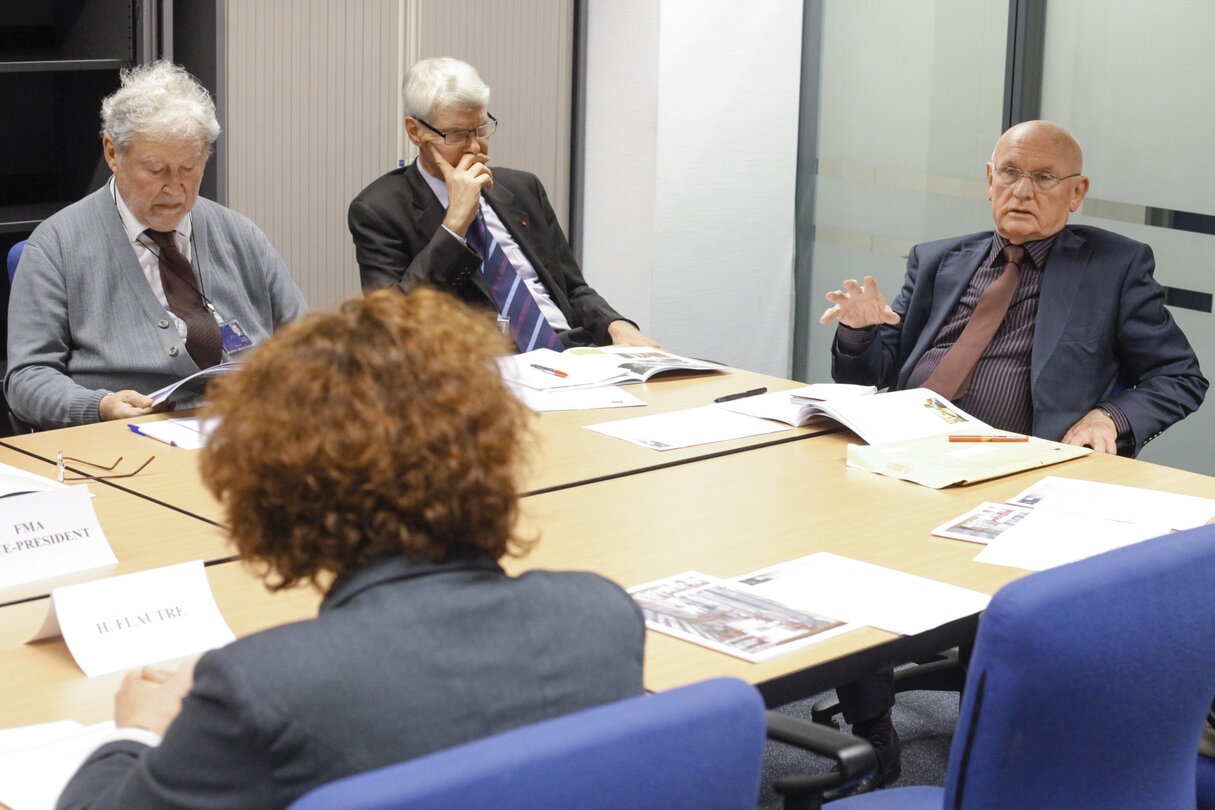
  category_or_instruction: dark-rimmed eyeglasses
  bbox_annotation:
[57,452,155,483]
[993,166,1081,191]
[415,113,498,146]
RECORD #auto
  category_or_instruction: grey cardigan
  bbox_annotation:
[5,185,306,428]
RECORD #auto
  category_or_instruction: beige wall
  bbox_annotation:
[223,0,574,313]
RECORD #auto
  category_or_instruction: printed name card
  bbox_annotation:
[0,485,116,590]
[29,560,236,677]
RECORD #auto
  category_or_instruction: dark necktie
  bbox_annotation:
[465,212,563,353]
[144,229,223,369]
[922,244,1025,402]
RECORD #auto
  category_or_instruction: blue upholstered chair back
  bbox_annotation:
[6,240,24,284]
[288,677,766,810]
[1199,751,1215,810]
[940,524,1215,809]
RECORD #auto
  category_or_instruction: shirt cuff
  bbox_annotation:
[441,224,467,245]
[102,726,163,749]
[835,323,877,356]
[1097,401,1132,442]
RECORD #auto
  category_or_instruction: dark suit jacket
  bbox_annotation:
[56,556,646,809]
[348,163,630,347]
[831,225,1207,455]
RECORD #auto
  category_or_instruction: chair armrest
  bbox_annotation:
[766,711,877,809]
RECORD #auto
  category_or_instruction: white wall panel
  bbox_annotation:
[225,0,403,312]
[583,0,802,373]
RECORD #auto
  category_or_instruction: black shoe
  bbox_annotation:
[852,710,902,787]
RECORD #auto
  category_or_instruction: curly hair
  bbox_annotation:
[101,60,221,153]
[198,289,532,592]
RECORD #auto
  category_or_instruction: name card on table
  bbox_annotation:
[29,560,236,677]
[0,486,116,590]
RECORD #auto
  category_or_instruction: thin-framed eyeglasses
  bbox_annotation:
[57,452,155,483]
[415,113,498,146]
[993,166,1081,191]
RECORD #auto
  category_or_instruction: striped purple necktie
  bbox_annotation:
[466,212,563,353]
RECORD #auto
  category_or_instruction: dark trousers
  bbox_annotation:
[836,670,895,725]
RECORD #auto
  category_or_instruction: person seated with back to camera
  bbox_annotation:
[55,288,646,809]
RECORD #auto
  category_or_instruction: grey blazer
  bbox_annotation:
[5,186,307,429]
[56,555,646,810]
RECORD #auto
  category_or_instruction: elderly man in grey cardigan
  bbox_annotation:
[5,61,305,430]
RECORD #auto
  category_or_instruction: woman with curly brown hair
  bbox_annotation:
[57,289,645,809]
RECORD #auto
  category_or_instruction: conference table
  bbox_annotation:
[4,367,1215,730]
[0,366,820,525]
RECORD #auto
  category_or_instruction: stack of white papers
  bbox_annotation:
[0,462,68,499]
[631,552,990,661]
[585,405,787,450]
[931,476,1215,571]
[128,417,218,450]
[0,721,116,810]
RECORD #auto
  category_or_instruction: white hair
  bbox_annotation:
[402,57,490,121]
[100,60,221,153]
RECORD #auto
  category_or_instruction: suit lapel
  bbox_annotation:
[405,164,492,299]
[404,164,448,238]
[1031,227,1088,385]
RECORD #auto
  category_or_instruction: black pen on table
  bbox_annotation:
[714,387,767,403]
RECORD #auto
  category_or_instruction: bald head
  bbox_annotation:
[993,120,1083,174]
[986,120,1089,244]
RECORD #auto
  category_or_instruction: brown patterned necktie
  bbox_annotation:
[144,229,223,369]
[921,244,1025,402]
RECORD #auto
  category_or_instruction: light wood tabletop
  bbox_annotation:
[509,431,1215,702]
[0,448,234,607]
[3,426,1215,729]
[0,560,322,728]
[0,367,829,521]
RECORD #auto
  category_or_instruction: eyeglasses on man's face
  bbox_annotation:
[993,165,1081,191]
[415,113,498,146]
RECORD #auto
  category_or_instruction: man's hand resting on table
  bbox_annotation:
[1061,408,1119,455]
[608,320,660,348]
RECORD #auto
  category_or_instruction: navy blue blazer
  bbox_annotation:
[348,163,630,348]
[56,555,646,809]
[832,225,1207,455]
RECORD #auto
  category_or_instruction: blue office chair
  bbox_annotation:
[288,676,871,810]
[1199,740,1215,810]
[289,677,764,810]
[7,239,24,284]
[781,523,1215,809]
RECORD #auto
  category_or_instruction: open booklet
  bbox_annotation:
[930,476,1215,571]
[722,386,988,445]
[498,347,723,391]
[715,383,876,426]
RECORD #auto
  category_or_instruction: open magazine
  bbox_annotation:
[722,386,988,445]
[715,383,876,426]
[498,347,723,391]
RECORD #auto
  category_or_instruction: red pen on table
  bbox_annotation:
[948,434,1029,442]
[530,363,568,378]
